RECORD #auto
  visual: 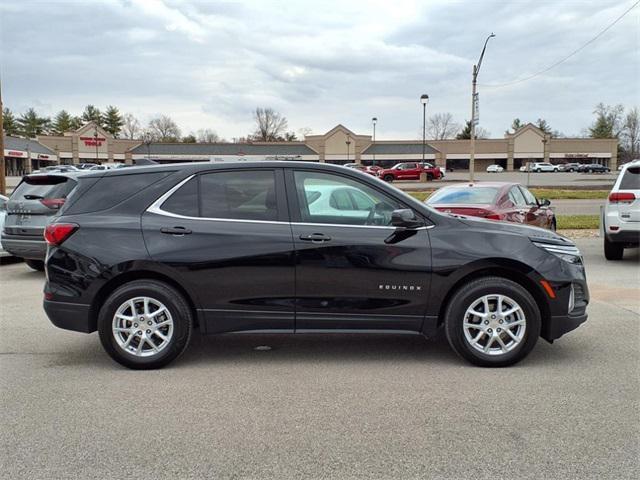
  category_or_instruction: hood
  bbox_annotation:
[454,214,573,246]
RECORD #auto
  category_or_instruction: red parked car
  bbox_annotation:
[425,182,557,230]
[377,162,442,182]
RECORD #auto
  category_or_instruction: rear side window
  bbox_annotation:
[198,170,278,221]
[161,177,199,217]
[620,167,640,190]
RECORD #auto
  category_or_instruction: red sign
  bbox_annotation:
[79,136,106,147]
[38,154,50,159]
[7,150,25,157]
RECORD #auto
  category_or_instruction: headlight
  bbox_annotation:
[533,241,582,264]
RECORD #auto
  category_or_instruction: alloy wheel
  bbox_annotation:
[462,294,526,356]
[112,296,174,357]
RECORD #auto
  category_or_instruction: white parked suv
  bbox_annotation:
[528,162,558,173]
[602,159,640,260]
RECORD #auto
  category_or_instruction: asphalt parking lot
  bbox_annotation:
[1,238,638,480]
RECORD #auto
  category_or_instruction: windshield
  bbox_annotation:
[11,177,77,201]
[427,187,500,205]
[620,166,640,190]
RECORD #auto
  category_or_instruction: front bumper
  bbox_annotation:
[43,299,94,333]
[542,311,588,342]
[1,235,47,260]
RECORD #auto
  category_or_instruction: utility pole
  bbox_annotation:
[0,78,5,195]
[345,135,351,163]
[94,126,99,164]
[420,94,429,164]
[469,33,495,182]
[372,117,377,167]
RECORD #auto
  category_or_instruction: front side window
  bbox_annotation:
[294,171,401,226]
[508,186,527,206]
[519,186,538,205]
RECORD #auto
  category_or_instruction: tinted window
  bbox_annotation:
[294,171,401,226]
[427,187,499,205]
[162,177,199,216]
[199,170,278,221]
[620,167,640,190]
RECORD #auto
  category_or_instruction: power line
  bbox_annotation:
[479,0,639,89]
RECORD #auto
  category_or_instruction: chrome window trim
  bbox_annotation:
[147,174,435,230]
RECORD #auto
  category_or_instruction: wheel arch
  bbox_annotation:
[89,269,201,332]
[436,261,551,333]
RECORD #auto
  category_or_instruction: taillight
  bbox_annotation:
[40,198,66,210]
[485,213,503,220]
[608,192,635,203]
[44,223,78,246]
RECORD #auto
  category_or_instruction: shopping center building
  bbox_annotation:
[4,122,618,176]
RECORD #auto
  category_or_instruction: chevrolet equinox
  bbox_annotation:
[43,162,589,369]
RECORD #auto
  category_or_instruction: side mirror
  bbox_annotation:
[539,198,551,207]
[391,209,423,229]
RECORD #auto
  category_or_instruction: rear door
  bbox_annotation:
[142,168,296,334]
[4,175,77,239]
[286,168,432,332]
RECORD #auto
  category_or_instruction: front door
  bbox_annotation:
[142,168,295,334]
[285,169,432,332]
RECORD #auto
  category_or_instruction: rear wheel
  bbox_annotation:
[444,277,541,367]
[426,173,433,181]
[383,174,394,182]
[98,280,193,369]
[25,259,44,271]
[604,236,624,260]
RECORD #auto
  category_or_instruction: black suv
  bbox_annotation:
[43,162,589,369]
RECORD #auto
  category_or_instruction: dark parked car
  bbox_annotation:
[43,162,588,369]
[425,182,556,230]
[578,163,610,173]
[2,172,81,270]
[558,163,581,172]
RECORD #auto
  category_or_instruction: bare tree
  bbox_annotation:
[121,114,141,140]
[252,107,288,141]
[148,115,181,142]
[622,107,639,159]
[196,128,221,143]
[297,127,313,138]
[426,112,460,140]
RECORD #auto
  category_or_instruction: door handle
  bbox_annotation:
[299,233,332,243]
[160,226,192,235]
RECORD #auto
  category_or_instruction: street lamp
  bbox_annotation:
[372,117,377,166]
[420,94,429,163]
[345,135,351,164]
[93,126,99,164]
[469,33,495,182]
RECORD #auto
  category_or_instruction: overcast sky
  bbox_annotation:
[1,0,638,140]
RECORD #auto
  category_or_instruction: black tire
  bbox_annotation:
[568,168,574,172]
[535,169,541,173]
[383,174,394,182]
[98,280,193,369]
[426,173,433,181]
[604,236,624,261]
[25,259,44,271]
[444,277,541,367]
[550,218,557,231]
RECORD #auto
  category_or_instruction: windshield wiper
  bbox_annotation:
[23,194,45,200]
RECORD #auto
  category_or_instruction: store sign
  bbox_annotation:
[7,150,26,157]
[472,93,479,126]
[566,153,589,158]
[79,136,106,147]
[38,154,50,159]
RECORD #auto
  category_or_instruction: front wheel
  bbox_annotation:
[383,174,394,182]
[98,280,193,369]
[444,277,541,367]
[426,173,433,181]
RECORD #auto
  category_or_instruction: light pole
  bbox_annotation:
[420,94,429,164]
[93,126,99,164]
[372,117,377,166]
[345,135,351,164]
[469,33,495,182]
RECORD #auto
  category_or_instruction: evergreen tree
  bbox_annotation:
[2,108,19,136]
[69,116,83,131]
[52,110,74,134]
[182,134,197,143]
[456,120,472,139]
[102,105,124,137]
[17,108,51,137]
[81,104,103,127]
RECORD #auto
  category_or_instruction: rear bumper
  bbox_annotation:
[43,299,94,333]
[1,235,47,260]
[606,230,640,245]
